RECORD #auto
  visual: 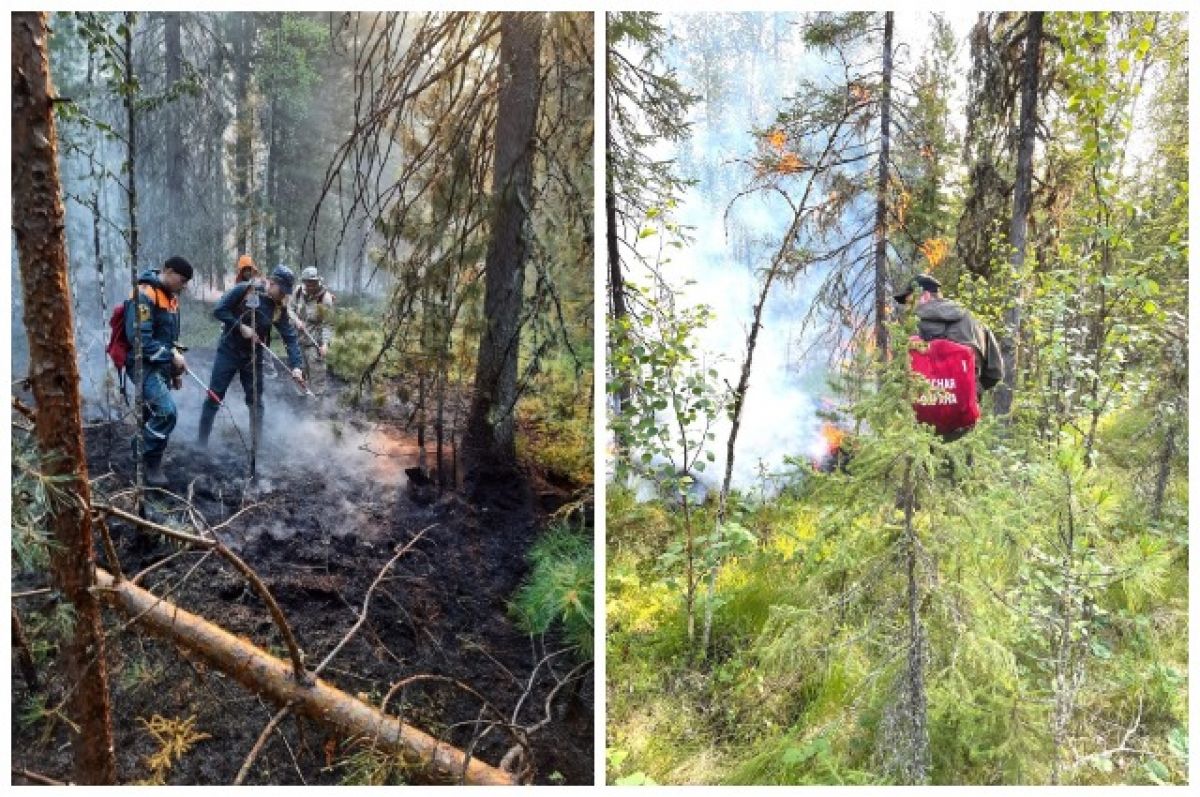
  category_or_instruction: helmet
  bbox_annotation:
[271,265,296,293]
[237,254,255,269]
[300,266,321,283]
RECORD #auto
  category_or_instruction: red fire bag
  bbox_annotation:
[909,337,979,437]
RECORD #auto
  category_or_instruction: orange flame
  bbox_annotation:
[821,423,846,453]
[766,129,787,150]
[778,152,807,173]
[918,237,949,268]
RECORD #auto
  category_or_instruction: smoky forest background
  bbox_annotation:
[11,11,593,785]
[606,11,1187,786]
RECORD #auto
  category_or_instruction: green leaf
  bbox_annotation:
[1144,759,1170,784]
[1167,728,1188,761]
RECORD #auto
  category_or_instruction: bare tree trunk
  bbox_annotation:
[464,12,543,491]
[899,456,929,783]
[681,494,695,644]
[12,13,118,781]
[1050,474,1078,784]
[164,13,183,222]
[417,370,428,472]
[265,16,282,265]
[993,12,1043,416]
[605,84,629,426]
[1152,419,1177,522]
[872,11,894,359]
[234,13,255,253]
[699,110,854,655]
[122,12,145,510]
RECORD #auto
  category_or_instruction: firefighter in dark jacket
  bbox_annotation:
[894,273,1004,393]
[198,265,304,447]
[128,256,193,486]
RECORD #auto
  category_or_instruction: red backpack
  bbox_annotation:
[106,302,133,397]
[105,283,166,401]
[909,336,979,437]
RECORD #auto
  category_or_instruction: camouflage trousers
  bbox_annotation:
[301,343,329,396]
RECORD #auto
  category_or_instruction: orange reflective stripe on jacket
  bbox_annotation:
[138,284,178,311]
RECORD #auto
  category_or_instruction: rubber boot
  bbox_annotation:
[198,402,216,448]
[145,456,169,487]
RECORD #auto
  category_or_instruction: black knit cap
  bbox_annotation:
[163,256,194,280]
[893,273,941,303]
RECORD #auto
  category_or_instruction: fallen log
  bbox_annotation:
[92,568,515,785]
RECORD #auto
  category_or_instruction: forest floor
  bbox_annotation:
[10,350,593,785]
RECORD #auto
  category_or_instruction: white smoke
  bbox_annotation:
[619,12,976,491]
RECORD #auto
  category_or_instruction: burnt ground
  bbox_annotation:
[10,360,593,785]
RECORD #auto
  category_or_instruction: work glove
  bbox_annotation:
[291,368,305,383]
[171,350,186,373]
[318,344,328,359]
[239,323,257,342]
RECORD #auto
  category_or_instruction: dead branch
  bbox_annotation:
[233,524,435,784]
[92,568,514,785]
[94,503,309,683]
[12,396,36,422]
[11,606,41,691]
[12,768,67,786]
[12,588,52,600]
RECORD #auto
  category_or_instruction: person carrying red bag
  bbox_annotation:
[894,274,1004,440]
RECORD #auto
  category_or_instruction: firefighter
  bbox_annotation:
[291,266,335,396]
[894,273,1004,395]
[128,256,193,486]
[198,265,305,448]
[234,253,259,284]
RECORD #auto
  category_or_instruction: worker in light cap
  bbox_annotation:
[292,266,336,396]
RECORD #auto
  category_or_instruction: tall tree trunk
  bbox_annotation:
[605,83,629,422]
[872,12,894,359]
[265,15,282,266]
[234,14,255,254]
[1151,411,1177,522]
[123,12,145,507]
[463,12,543,491]
[11,13,118,782]
[993,12,1043,417]
[164,13,183,223]
[1050,473,1078,783]
[699,110,853,655]
[899,456,929,783]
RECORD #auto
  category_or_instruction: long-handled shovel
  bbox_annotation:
[295,323,325,359]
[184,366,250,454]
[255,339,314,397]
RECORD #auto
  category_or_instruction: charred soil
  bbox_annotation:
[11,374,592,785]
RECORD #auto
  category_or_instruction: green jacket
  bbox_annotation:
[915,298,1004,390]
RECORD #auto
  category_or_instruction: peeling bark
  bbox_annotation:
[11,11,118,783]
